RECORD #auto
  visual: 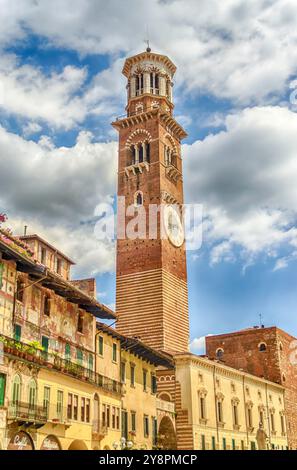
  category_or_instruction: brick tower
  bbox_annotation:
[112,48,189,353]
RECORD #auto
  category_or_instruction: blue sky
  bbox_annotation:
[1,0,297,353]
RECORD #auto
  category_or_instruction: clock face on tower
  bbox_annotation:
[164,205,185,248]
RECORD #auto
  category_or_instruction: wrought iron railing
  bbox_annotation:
[92,420,108,436]
[0,335,122,395]
[8,401,47,423]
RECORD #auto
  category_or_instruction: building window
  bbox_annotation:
[222,437,226,450]
[130,364,135,387]
[120,362,126,383]
[81,397,85,422]
[259,409,264,426]
[144,415,149,437]
[199,395,207,420]
[233,402,239,426]
[211,436,216,450]
[112,406,116,428]
[56,257,62,274]
[112,343,117,362]
[43,386,50,417]
[43,294,51,316]
[151,374,157,394]
[86,398,90,423]
[217,400,223,423]
[241,440,245,450]
[143,370,147,392]
[131,411,136,432]
[232,439,236,450]
[216,348,224,359]
[77,312,84,333]
[247,407,253,428]
[270,412,275,433]
[57,390,63,420]
[16,278,24,302]
[65,343,71,361]
[28,379,37,409]
[67,394,73,420]
[88,353,94,372]
[98,336,104,356]
[136,192,143,206]
[259,342,267,352]
[11,375,21,404]
[102,404,106,427]
[280,413,286,434]
[41,247,46,264]
[106,405,110,427]
[73,395,78,420]
[76,349,83,366]
[201,434,206,450]
[116,408,120,430]
[251,441,256,450]
[13,324,21,341]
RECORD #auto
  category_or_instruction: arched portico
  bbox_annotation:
[68,439,88,450]
[158,416,177,450]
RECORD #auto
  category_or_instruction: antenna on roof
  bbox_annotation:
[259,313,264,328]
[24,225,28,236]
[144,24,151,52]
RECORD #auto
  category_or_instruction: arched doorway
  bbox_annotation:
[68,440,88,450]
[158,416,177,450]
[7,431,34,450]
[40,435,61,450]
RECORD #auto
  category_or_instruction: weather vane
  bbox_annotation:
[144,24,151,52]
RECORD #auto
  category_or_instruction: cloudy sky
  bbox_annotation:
[1,0,297,353]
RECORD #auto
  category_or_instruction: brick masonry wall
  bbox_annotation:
[206,327,297,449]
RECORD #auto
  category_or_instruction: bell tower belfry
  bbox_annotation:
[112,48,189,353]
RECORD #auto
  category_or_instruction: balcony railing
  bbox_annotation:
[92,420,108,439]
[8,401,47,424]
[156,398,175,414]
[0,335,122,395]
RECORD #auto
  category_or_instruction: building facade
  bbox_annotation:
[157,354,288,450]
[206,327,297,449]
[0,228,172,450]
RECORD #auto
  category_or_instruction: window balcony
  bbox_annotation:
[7,401,47,427]
[0,334,122,396]
[92,420,108,440]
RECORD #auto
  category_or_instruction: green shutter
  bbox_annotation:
[65,343,71,360]
[77,349,83,365]
[0,263,4,289]
[0,374,6,406]
[14,324,21,341]
[88,353,94,370]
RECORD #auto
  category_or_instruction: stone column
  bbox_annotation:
[135,144,139,164]
[130,76,136,98]
[159,75,166,96]
[144,72,150,94]
[142,142,147,162]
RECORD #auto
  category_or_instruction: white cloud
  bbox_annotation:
[0,126,117,276]
[184,106,297,267]
[1,0,297,105]
[190,335,213,355]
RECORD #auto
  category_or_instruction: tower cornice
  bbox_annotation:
[122,51,176,77]
[112,109,187,140]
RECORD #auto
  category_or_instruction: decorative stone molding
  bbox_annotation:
[125,162,150,177]
[125,129,152,149]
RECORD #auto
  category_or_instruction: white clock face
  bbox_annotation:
[164,205,185,247]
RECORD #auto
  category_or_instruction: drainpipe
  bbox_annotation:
[265,382,271,448]
[213,365,219,446]
[243,375,249,448]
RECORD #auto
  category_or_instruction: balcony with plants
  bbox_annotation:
[0,335,122,395]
